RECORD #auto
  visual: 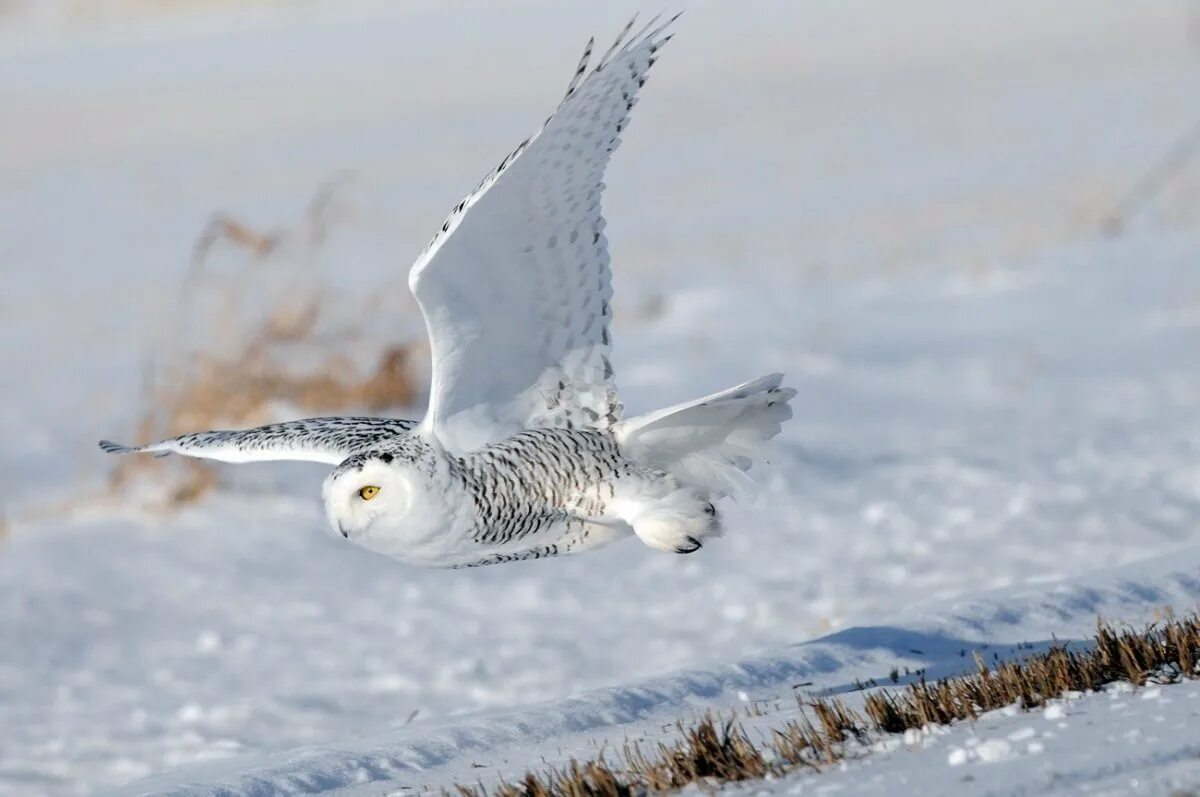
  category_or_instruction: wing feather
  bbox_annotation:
[559,36,594,107]
[409,16,678,452]
[98,417,416,465]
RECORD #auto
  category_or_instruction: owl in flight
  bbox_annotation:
[101,15,796,568]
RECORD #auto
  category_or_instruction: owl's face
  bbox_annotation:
[322,454,421,545]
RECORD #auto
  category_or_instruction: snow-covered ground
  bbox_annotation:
[2,1,1200,794]
[111,547,1200,796]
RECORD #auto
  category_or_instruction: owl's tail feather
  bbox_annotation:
[613,373,795,499]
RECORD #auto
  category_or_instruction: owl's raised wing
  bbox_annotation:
[409,15,677,453]
[99,417,417,465]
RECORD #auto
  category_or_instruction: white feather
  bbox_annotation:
[614,374,796,498]
[409,16,678,453]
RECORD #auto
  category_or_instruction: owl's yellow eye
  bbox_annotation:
[358,485,381,501]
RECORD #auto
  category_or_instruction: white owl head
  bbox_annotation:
[322,449,426,549]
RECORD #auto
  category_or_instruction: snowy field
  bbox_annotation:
[2,1,1200,794]
[116,549,1200,795]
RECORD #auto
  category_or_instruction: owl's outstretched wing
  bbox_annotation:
[409,15,677,453]
[98,417,417,465]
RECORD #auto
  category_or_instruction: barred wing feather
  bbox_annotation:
[99,417,417,464]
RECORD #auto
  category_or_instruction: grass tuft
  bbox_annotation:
[625,713,772,790]
[863,613,1200,733]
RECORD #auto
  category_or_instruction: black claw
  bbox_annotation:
[675,536,702,554]
[703,502,716,516]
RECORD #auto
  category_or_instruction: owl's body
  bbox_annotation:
[445,428,642,567]
[100,15,797,569]
[332,427,643,568]
[325,370,793,568]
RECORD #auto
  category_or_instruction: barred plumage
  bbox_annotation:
[100,16,797,569]
[460,429,629,545]
[100,417,417,465]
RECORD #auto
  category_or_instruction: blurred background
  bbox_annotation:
[2,1,1199,793]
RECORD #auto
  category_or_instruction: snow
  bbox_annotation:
[107,549,1200,795]
[3,1,1200,795]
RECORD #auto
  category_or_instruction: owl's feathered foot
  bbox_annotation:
[673,502,719,552]
[611,479,721,555]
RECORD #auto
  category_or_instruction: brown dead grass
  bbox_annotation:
[450,612,1200,797]
[458,758,636,797]
[864,612,1200,733]
[109,178,421,506]
[624,714,772,790]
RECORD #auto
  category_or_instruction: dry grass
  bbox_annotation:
[864,612,1200,733]
[625,714,773,790]
[109,177,421,507]
[1102,115,1200,235]
[450,612,1200,797]
[456,758,636,797]
[452,717,773,797]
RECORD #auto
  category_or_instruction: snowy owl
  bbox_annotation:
[100,15,796,569]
